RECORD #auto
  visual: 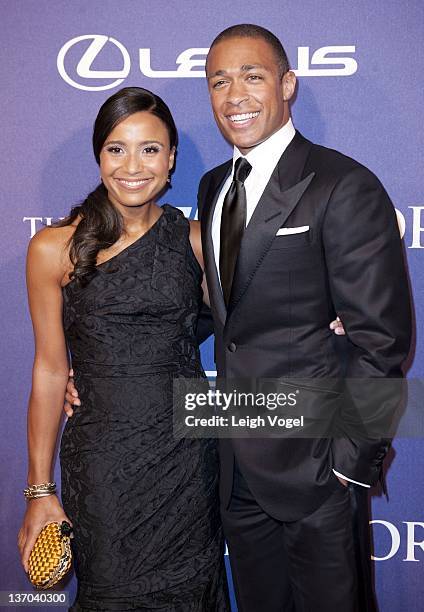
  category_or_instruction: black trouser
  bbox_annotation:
[221,462,377,612]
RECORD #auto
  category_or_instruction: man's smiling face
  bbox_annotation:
[206,36,295,154]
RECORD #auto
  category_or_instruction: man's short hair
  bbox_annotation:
[208,24,290,78]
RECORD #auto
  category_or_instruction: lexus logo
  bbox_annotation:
[57,34,131,91]
[58,34,359,91]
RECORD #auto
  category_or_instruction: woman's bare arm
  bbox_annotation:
[189,219,209,307]
[18,228,73,571]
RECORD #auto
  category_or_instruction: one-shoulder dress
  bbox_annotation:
[60,205,229,611]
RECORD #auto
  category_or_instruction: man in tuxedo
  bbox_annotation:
[197,24,411,611]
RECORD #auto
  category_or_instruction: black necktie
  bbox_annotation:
[220,157,252,306]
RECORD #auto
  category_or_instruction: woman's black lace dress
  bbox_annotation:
[60,205,229,611]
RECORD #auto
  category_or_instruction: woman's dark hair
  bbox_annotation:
[57,87,178,286]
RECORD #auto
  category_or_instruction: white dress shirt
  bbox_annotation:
[211,119,369,488]
[212,119,296,269]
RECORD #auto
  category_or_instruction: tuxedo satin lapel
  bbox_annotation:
[201,162,232,324]
[227,133,315,317]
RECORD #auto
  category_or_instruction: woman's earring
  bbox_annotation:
[167,174,172,186]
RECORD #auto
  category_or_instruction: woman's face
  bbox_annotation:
[99,111,175,211]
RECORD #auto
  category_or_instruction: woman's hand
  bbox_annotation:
[18,495,72,573]
[330,316,345,335]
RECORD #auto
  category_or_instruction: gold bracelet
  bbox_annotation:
[23,482,57,500]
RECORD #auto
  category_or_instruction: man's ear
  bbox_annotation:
[282,70,296,102]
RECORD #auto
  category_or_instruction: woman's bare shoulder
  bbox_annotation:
[28,224,76,267]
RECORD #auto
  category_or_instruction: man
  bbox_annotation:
[196,24,411,611]
[65,24,411,611]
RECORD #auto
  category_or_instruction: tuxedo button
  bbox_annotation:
[228,342,237,352]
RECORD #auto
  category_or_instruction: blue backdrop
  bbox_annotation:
[1,1,423,610]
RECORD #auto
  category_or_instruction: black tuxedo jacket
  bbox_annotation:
[197,131,411,521]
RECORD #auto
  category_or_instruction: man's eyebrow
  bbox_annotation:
[207,69,227,79]
[207,64,270,79]
[241,63,269,72]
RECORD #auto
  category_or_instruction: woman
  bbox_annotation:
[19,87,230,610]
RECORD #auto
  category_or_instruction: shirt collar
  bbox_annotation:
[232,118,296,174]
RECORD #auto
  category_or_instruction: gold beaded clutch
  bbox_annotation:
[28,521,72,589]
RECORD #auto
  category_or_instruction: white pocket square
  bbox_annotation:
[276,225,310,236]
